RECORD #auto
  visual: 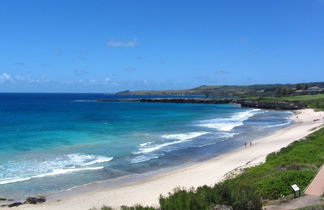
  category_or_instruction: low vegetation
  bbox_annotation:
[253,94,324,111]
[93,128,324,210]
[229,128,324,200]
[242,94,324,111]
[116,82,324,111]
[116,82,324,98]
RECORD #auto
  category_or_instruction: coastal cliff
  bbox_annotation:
[97,98,307,110]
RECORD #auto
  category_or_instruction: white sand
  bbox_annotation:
[13,109,324,210]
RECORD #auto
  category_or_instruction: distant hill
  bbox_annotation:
[116,82,324,97]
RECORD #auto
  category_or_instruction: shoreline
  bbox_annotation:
[10,109,324,210]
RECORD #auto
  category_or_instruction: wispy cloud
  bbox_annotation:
[74,69,88,76]
[107,38,137,48]
[215,70,230,75]
[13,61,25,66]
[75,49,88,61]
[0,73,12,83]
[123,66,137,72]
[0,73,50,84]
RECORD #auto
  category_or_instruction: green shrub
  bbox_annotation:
[229,184,262,210]
[229,128,324,199]
[120,205,156,210]
[101,206,113,210]
[159,182,262,210]
[159,187,211,210]
[255,170,315,199]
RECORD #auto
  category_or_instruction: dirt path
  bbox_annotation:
[265,195,323,210]
[305,165,324,196]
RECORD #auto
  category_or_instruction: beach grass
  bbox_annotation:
[244,94,324,111]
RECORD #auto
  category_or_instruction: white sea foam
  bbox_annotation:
[82,157,113,166]
[134,132,209,154]
[0,153,112,185]
[198,109,261,131]
[219,132,240,138]
[139,141,152,147]
[161,132,209,141]
[131,154,160,164]
[65,154,113,166]
[32,166,104,178]
[0,177,32,185]
[0,167,103,185]
[266,120,291,128]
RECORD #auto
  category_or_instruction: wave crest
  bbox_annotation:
[135,132,209,155]
[198,109,261,131]
[0,153,112,185]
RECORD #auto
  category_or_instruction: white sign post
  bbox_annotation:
[291,184,300,198]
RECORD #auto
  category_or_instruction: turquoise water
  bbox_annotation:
[0,93,292,199]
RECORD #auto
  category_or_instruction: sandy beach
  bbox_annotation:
[11,109,324,210]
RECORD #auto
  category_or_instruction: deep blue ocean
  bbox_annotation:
[0,93,293,200]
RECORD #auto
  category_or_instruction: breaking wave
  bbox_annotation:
[197,109,261,131]
[266,120,291,128]
[0,153,113,185]
[131,132,209,163]
[134,132,209,155]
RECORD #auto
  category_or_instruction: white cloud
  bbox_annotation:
[15,75,25,81]
[76,79,99,85]
[0,73,12,83]
[40,75,49,82]
[1,73,50,84]
[107,38,137,48]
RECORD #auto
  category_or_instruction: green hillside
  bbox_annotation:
[116,82,324,98]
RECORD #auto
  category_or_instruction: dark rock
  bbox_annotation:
[8,202,22,207]
[24,196,46,204]
[0,198,7,201]
[212,204,233,210]
[97,98,307,110]
[7,199,14,201]
[237,99,307,110]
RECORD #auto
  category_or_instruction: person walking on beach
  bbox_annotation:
[250,142,252,147]
[245,142,247,147]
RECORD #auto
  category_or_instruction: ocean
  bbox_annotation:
[0,93,293,200]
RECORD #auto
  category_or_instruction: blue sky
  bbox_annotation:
[0,0,324,93]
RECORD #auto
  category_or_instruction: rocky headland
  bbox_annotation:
[96,98,307,110]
